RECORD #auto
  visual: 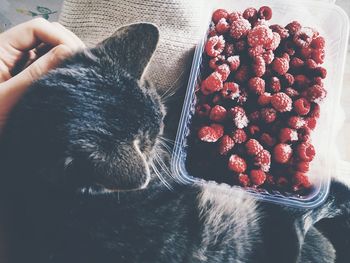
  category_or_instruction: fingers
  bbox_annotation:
[0,44,72,129]
[0,18,85,53]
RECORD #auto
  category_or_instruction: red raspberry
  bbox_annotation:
[208,25,217,37]
[216,18,230,34]
[209,105,227,122]
[258,92,272,106]
[250,169,267,186]
[272,56,289,75]
[211,124,224,138]
[198,126,221,142]
[269,77,281,93]
[300,47,313,59]
[205,35,225,57]
[232,129,247,144]
[311,36,325,49]
[314,67,327,79]
[313,77,323,85]
[265,32,281,51]
[294,75,310,89]
[234,64,249,83]
[262,49,274,64]
[311,48,325,64]
[285,87,299,98]
[248,125,260,136]
[224,43,235,56]
[260,133,276,147]
[230,18,251,39]
[201,72,223,95]
[216,64,231,81]
[305,117,317,130]
[296,161,310,173]
[282,73,294,86]
[247,25,274,48]
[235,40,247,52]
[227,55,240,71]
[282,41,296,56]
[292,172,311,191]
[218,135,235,155]
[243,7,258,23]
[228,154,247,173]
[212,94,222,104]
[293,28,313,48]
[274,143,293,163]
[195,104,211,118]
[286,21,302,35]
[294,98,310,116]
[228,11,243,23]
[249,111,261,122]
[248,77,265,95]
[309,103,320,118]
[248,45,265,58]
[252,56,266,77]
[279,128,298,143]
[266,173,275,186]
[306,84,327,103]
[290,57,304,68]
[245,139,263,156]
[209,55,225,70]
[270,24,289,39]
[254,19,269,27]
[261,107,277,123]
[305,59,318,69]
[276,176,289,188]
[212,9,229,24]
[297,142,315,162]
[297,127,312,142]
[258,6,273,20]
[271,92,292,112]
[237,173,250,187]
[230,106,249,129]
[254,149,271,172]
[237,89,248,105]
[221,82,240,100]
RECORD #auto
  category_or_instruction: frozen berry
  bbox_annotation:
[248,45,265,58]
[270,24,289,39]
[258,92,272,106]
[305,117,317,130]
[230,18,251,39]
[228,154,247,173]
[234,64,250,83]
[288,116,305,129]
[276,176,289,188]
[232,129,247,144]
[305,59,318,69]
[311,36,325,49]
[269,77,281,93]
[310,103,320,118]
[283,73,295,86]
[271,92,292,112]
[261,107,277,123]
[237,89,248,105]
[290,57,304,68]
[294,75,310,89]
[254,149,271,172]
[262,49,274,64]
[209,105,227,122]
[274,143,293,163]
[224,43,235,56]
[212,9,229,23]
[218,135,235,155]
[235,40,247,52]
[221,82,240,100]
[279,128,298,143]
[227,55,240,71]
[306,84,327,103]
[250,169,267,186]
[312,48,325,64]
[294,98,310,116]
[243,7,258,23]
[216,64,231,81]
[265,32,281,51]
[216,18,230,34]
[297,142,315,162]
[237,173,250,187]
[292,172,311,191]
[272,56,289,75]
[297,127,311,142]
[228,11,243,22]
[247,25,274,47]
[285,87,299,98]
[258,6,272,20]
[314,67,327,79]
[248,77,265,95]
[245,139,263,156]
[248,125,260,136]
[209,55,226,70]
[201,72,223,95]
[300,47,313,59]
[198,126,220,142]
[293,28,313,48]
[286,21,302,35]
[205,35,225,57]
[195,104,211,118]
[230,106,249,129]
[253,56,266,77]
[260,133,276,147]
[249,111,261,122]
[296,161,310,173]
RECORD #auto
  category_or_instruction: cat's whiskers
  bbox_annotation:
[149,161,173,190]
[160,70,185,102]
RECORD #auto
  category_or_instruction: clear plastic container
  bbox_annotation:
[171,0,349,208]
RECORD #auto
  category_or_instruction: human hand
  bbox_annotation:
[0,18,85,131]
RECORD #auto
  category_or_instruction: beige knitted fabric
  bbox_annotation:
[59,0,208,94]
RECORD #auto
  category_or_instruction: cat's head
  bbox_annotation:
[0,23,165,192]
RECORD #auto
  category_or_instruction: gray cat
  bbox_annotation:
[0,23,348,263]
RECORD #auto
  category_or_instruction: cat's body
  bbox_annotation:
[0,23,349,263]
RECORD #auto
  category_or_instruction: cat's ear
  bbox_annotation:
[94,23,159,79]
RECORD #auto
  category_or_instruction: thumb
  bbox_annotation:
[0,44,73,130]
